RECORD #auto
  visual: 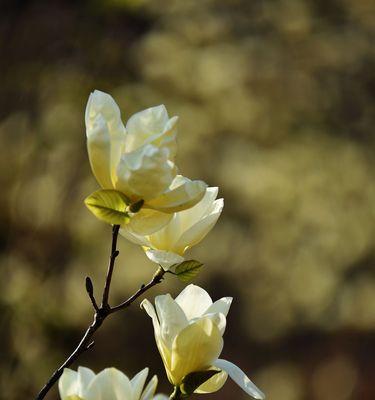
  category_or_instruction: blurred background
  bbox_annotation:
[1,0,375,399]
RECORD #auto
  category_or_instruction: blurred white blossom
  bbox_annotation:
[58,366,168,400]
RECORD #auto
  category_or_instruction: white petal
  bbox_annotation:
[155,294,188,348]
[145,249,185,270]
[205,297,233,318]
[90,368,132,400]
[152,395,169,400]
[115,145,176,201]
[126,209,173,236]
[141,299,172,375]
[131,368,149,400]
[58,368,78,400]
[173,198,223,253]
[178,187,219,232]
[140,375,158,400]
[175,284,213,320]
[141,299,160,337]
[119,227,151,247]
[85,90,126,189]
[147,214,181,252]
[146,176,207,213]
[125,105,170,152]
[77,367,96,397]
[212,359,265,399]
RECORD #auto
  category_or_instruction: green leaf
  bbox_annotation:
[180,370,221,395]
[84,189,130,225]
[174,260,203,283]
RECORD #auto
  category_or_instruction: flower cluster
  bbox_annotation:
[56,91,265,400]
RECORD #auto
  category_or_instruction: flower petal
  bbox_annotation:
[124,105,170,152]
[85,90,126,189]
[90,368,132,400]
[77,367,96,397]
[205,297,233,318]
[119,227,151,247]
[59,368,79,400]
[140,375,158,400]
[126,209,173,236]
[145,249,185,270]
[170,318,223,385]
[146,176,207,213]
[131,368,149,400]
[175,284,213,320]
[141,299,172,374]
[115,145,176,201]
[155,294,188,348]
[173,198,223,253]
[178,187,219,232]
[212,359,265,399]
[195,369,228,394]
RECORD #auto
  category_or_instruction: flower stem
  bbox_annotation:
[35,225,165,400]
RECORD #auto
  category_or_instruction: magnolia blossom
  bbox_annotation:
[141,285,265,399]
[120,186,223,269]
[85,90,207,234]
[58,366,168,400]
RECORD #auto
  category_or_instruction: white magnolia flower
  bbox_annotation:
[120,186,223,269]
[141,285,265,399]
[85,90,207,235]
[58,366,168,400]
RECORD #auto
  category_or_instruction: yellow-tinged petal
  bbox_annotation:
[173,198,224,254]
[85,90,125,189]
[170,318,223,385]
[115,145,176,201]
[195,369,228,394]
[146,176,207,213]
[141,299,172,376]
[126,209,173,236]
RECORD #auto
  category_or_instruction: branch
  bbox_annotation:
[35,225,165,400]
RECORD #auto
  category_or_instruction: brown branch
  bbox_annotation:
[35,225,165,400]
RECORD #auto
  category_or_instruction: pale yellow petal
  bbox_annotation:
[146,176,207,213]
[195,370,228,394]
[126,209,173,235]
[170,318,223,385]
[115,145,176,201]
[173,198,223,253]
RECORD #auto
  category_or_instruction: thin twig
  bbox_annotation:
[35,225,165,400]
[101,224,120,308]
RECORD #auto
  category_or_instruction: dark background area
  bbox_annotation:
[1,0,375,399]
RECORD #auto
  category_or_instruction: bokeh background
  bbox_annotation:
[1,0,375,399]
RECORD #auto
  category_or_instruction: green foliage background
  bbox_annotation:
[1,0,375,399]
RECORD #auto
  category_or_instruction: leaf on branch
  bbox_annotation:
[84,189,130,225]
[180,369,221,395]
[174,260,204,283]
